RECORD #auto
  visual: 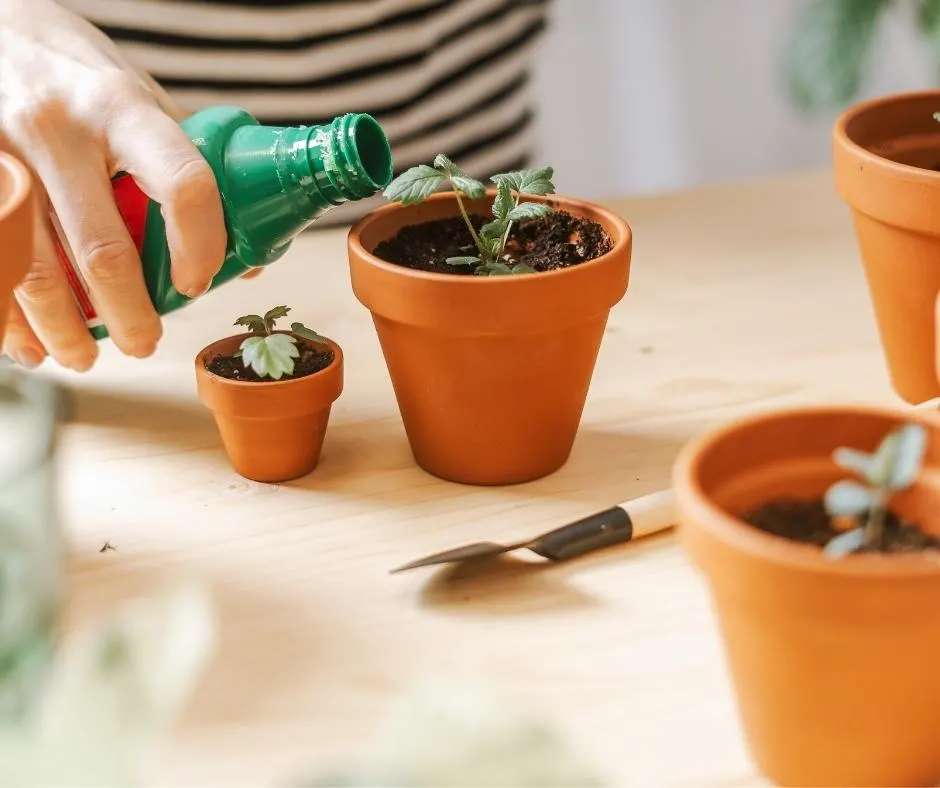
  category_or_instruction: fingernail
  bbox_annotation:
[180,280,210,299]
[13,348,44,369]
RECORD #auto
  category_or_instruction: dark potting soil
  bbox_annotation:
[371,210,613,275]
[743,498,940,555]
[207,341,334,383]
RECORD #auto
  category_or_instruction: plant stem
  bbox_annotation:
[865,490,888,547]
[450,183,485,258]
[498,191,521,260]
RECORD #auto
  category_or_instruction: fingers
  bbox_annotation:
[36,138,161,358]
[106,101,226,298]
[3,300,44,369]
[11,195,99,371]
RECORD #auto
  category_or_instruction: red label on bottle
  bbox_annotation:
[51,174,151,331]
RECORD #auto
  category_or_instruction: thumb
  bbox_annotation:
[106,102,226,298]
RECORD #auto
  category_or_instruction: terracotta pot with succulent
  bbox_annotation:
[0,152,34,348]
[347,155,631,485]
[195,306,342,483]
[674,405,940,787]
[833,91,940,405]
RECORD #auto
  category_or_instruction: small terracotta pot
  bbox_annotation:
[834,89,940,405]
[195,333,343,483]
[0,152,34,347]
[674,404,940,787]
[347,190,631,485]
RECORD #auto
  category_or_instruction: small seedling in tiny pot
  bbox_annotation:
[383,154,556,276]
[822,421,928,558]
[232,305,328,381]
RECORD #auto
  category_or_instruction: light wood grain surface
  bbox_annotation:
[39,169,910,787]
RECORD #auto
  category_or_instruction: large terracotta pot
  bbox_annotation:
[347,190,632,486]
[195,333,343,483]
[0,152,34,347]
[674,404,940,787]
[834,89,940,405]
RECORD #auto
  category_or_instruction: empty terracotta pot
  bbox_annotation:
[347,190,632,485]
[195,334,343,483]
[674,404,940,787]
[0,152,34,347]
[834,89,940,405]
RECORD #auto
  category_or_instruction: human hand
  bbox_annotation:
[0,0,227,371]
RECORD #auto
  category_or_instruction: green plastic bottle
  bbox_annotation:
[50,106,393,340]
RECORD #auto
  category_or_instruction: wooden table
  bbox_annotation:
[43,169,907,787]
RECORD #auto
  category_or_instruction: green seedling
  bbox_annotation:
[822,421,928,558]
[233,305,328,381]
[383,154,555,276]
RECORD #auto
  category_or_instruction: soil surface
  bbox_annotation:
[372,209,612,275]
[743,497,940,554]
[207,340,334,382]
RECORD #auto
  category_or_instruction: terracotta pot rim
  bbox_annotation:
[673,402,940,578]
[0,153,31,224]
[833,88,940,181]
[347,189,631,284]
[195,332,342,390]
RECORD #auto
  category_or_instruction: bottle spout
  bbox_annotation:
[220,112,393,255]
[302,113,393,202]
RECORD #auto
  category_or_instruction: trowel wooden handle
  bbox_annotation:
[529,488,677,561]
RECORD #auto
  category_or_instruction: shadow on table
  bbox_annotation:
[415,528,676,617]
[61,385,217,447]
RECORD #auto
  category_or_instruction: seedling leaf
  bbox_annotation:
[832,447,874,479]
[264,305,290,323]
[492,166,556,196]
[239,333,299,380]
[823,528,867,559]
[291,322,328,344]
[234,314,266,334]
[508,202,552,222]
[886,422,927,489]
[823,480,872,517]
[451,176,486,200]
[482,261,515,276]
[446,256,481,267]
[384,165,447,205]
[492,180,514,224]
[511,263,537,274]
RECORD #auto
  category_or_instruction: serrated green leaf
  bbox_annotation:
[507,202,552,222]
[234,314,266,334]
[823,480,872,517]
[263,305,290,322]
[781,0,890,112]
[384,165,447,205]
[263,305,290,332]
[511,263,537,274]
[492,166,555,196]
[492,180,514,223]
[823,528,867,559]
[433,153,463,176]
[445,256,480,267]
[291,322,328,344]
[480,219,507,240]
[239,333,299,380]
[833,447,874,479]
[450,175,486,200]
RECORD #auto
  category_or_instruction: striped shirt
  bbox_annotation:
[61,0,550,224]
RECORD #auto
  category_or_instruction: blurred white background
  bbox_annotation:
[533,0,939,198]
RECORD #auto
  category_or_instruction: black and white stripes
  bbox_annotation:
[62,0,550,223]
